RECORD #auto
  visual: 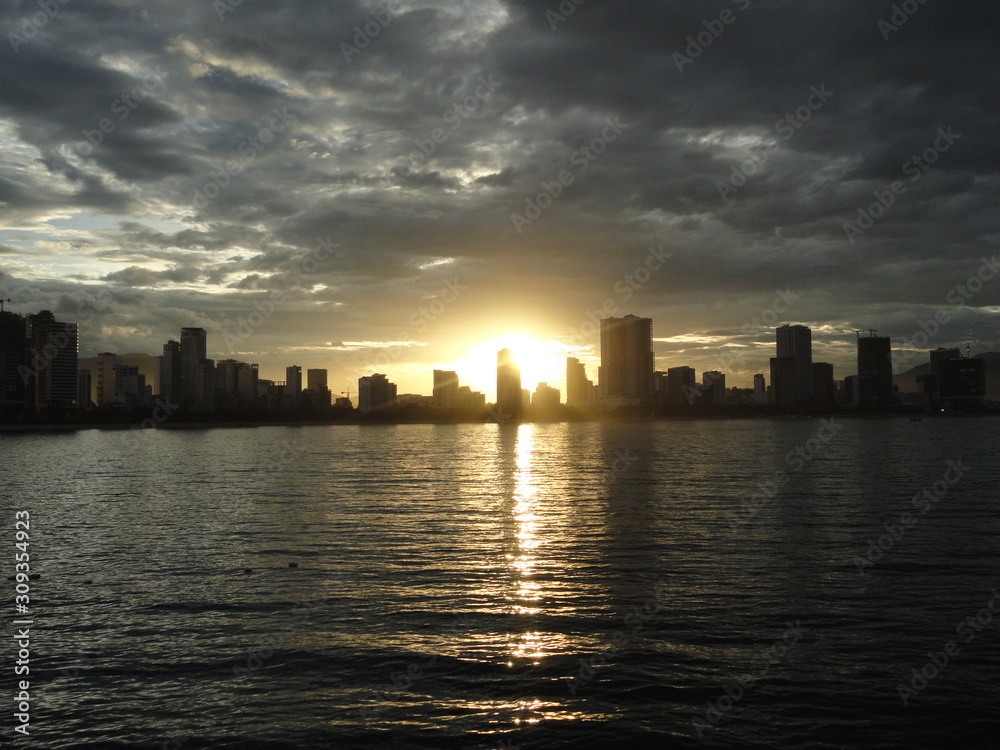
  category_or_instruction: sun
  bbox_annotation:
[437,333,576,401]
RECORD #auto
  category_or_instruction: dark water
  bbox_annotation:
[2,418,999,749]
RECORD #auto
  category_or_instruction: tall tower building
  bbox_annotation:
[857,335,893,408]
[0,309,29,415]
[285,365,302,405]
[565,357,594,408]
[433,370,459,409]
[666,366,696,405]
[96,352,119,406]
[358,373,397,412]
[496,349,522,420]
[773,324,813,406]
[599,314,654,406]
[701,371,727,404]
[179,327,207,406]
[26,310,78,410]
[160,340,181,404]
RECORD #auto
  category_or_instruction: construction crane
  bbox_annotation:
[867,329,878,337]
[0,297,11,312]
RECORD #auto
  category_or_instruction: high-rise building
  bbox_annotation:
[857,335,893,407]
[566,357,594,408]
[358,373,397,412]
[0,309,29,416]
[773,324,812,406]
[937,356,985,408]
[285,365,302,405]
[812,362,836,406]
[160,340,181,404]
[701,371,727,404]
[26,310,78,409]
[113,364,151,409]
[195,359,215,411]
[496,349,522,420]
[96,351,118,406]
[532,382,560,414]
[769,356,798,408]
[180,327,207,406]
[600,314,654,406]
[433,370,459,409]
[77,368,92,410]
[666,366,696,406]
[457,386,486,411]
[752,373,767,405]
[305,368,331,408]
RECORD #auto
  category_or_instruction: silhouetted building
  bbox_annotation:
[457,386,486,411]
[433,369,459,409]
[26,310,78,410]
[96,352,118,406]
[77,368,92,410]
[857,335,893,407]
[160,340,181,404]
[770,356,798,408]
[937,356,985,408]
[843,375,873,408]
[195,359,215,411]
[566,357,593,408]
[285,365,302,406]
[752,373,767,405]
[600,314,654,407]
[180,327,207,406]
[358,373,397,412]
[812,362,836,406]
[305,368,331,407]
[701,371,727,405]
[0,309,29,415]
[113,364,151,409]
[216,360,259,409]
[496,348,522,420]
[666,366,696,406]
[532,382,560,414]
[774,324,812,406]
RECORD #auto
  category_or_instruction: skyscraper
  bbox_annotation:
[0,309,28,416]
[666,366,696,405]
[433,369,459,409]
[358,373,397,412]
[857,335,893,407]
[565,357,593,408]
[96,351,118,406]
[180,327,207,406]
[600,314,654,407]
[26,310,78,410]
[812,362,836,406]
[160,340,181,404]
[701,371,727,404]
[773,324,812,406]
[496,348,521,420]
[285,365,302,405]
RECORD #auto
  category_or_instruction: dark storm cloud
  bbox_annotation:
[1,0,998,381]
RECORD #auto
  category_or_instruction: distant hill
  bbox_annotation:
[893,351,1000,401]
[79,353,160,404]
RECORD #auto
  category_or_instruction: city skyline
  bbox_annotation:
[1,3,999,402]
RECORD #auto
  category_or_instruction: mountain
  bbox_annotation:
[893,351,1000,402]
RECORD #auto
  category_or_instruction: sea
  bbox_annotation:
[1,417,999,750]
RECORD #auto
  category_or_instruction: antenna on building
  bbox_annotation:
[853,329,863,341]
[867,329,878,337]
[0,298,10,312]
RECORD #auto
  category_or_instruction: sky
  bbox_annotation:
[1,0,999,400]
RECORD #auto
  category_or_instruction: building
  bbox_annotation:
[305,368,331,408]
[496,348,522,420]
[769,356,798,408]
[160,340,181,404]
[857,335,893,407]
[566,357,594,408]
[600,314,654,407]
[752,373,767,405]
[531,382,561,414]
[666,366,696,406]
[179,327,207,406]
[0,309,29,416]
[457,386,486,411]
[773,324,812,406]
[112,364,151,409]
[215,360,259,409]
[701,371,727,405]
[936,356,986,409]
[195,359,215,411]
[96,352,118,406]
[358,373,397,412]
[812,362,836,406]
[77,368,92,410]
[285,365,303,406]
[26,310,78,410]
[432,369,459,409]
